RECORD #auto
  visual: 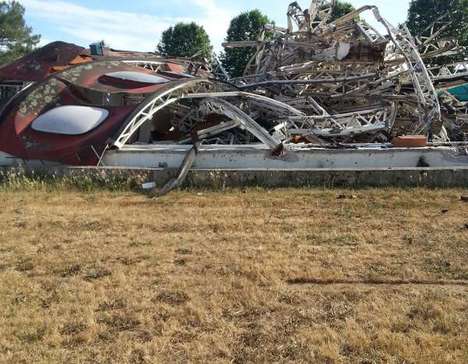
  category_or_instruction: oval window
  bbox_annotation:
[103,71,169,84]
[32,105,109,135]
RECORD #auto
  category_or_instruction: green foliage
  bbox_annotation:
[157,22,212,59]
[407,0,468,50]
[0,1,40,65]
[330,1,355,21]
[221,10,271,78]
[220,3,355,78]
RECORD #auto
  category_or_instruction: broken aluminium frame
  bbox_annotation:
[111,79,307,152]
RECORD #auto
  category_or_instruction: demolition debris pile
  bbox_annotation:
[222,0,468,144]
[0,0,467,175]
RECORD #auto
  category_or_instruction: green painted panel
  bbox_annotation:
[448,83,468,102]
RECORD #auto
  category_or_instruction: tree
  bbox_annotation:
[407,0,468,52]
[330,1,355,21]
[221,10,271,78]
[0,1,40,65]
[157,22,212,59]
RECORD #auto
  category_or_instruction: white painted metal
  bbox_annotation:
[159,143,199,196]
[428,62,468,82]
[113,79,214,148]
[122,60,165,72]
[181,91,305,116]
[371,7,441,130]
[204,98,282,150]
[286,103,397,137]
[101,145,468,170]
[113,85,300,151]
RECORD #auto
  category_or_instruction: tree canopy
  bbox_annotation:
[157,22,212,59]
[330,1,355,21]
[0,1,40,65]
[407,0,468,50]
[221,10,271,78]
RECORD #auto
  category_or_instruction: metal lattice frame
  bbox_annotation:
[371,7,441,130]
[412,13,464,60]
[182,92,398,140]
[180,91,305,116]
[122,60,165,72]
[287,0,335,33]
[113,84,301,150]
[428,62,468,82]
[113,1,465,146]
[285,103,397,137]
[113,79,215,148]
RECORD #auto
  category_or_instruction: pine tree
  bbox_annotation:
[0,1,40,65]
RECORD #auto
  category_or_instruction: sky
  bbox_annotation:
[18,0,412,53]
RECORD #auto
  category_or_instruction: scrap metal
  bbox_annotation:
[0,0,467,192]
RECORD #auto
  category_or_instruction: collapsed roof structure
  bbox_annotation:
[0,0,467,192]
[223,0,468,142]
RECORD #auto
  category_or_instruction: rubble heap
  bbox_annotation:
[222,0,468,144]
[0,0,467,178]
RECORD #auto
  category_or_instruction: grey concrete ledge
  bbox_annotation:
[183,168,468,188]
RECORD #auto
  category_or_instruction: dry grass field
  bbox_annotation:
[0,186,467,363]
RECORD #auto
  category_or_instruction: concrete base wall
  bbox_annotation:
[1,166,467,189]
[183,168,468,188]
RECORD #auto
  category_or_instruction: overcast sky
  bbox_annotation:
[18,0,412,52]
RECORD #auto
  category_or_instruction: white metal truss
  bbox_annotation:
[287,2,310,32]
[310,0,335,33]
[284,103,397,137]
[113,79,215,148]
[122,60,165,72]
[371,7,442,131]
[113,85,296,151]
[210,54,231,81]
[175,91,305,148]
[329,5,443,131]
[428,62,468,82]
[185,92,398,139]
[199,98,282,150]
[180,91,305,116]
[412,13,463,59]
[287,0,335,33]
[113,82,399,150]
[355,22,387,45]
